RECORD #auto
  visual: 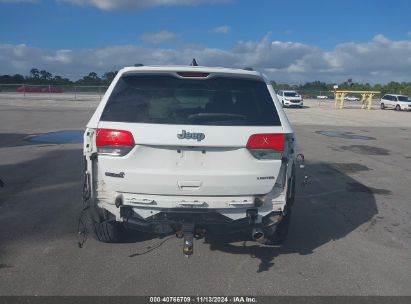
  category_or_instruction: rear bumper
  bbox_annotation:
[110,185,285,217]
[120,206,284,235]
[284,100,303,107]
[96,184,287,233]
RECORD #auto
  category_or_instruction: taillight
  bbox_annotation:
[96,128,135,156]
[247,134,284,150]
[246,133,284,160]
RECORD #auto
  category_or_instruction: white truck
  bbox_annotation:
[83,64,298,255]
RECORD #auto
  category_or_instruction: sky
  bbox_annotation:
[0,0,410,84]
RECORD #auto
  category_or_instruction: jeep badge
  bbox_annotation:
[177,130,205,142]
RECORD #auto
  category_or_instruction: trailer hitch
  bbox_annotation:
[181,223,194,257]
[175,224,206,257]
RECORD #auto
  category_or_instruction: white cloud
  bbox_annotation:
[373,34,390,44]
[140,31,179,45]
[1,34,411,84]
[59,0,229,11]
[214,26,230,34]
[43,49,73,64]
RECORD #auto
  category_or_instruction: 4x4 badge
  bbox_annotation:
[177,130,205,142]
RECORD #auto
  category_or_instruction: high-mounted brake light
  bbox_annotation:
[96,129,135,156]
[177,72,210,78]
[247,134,285,151]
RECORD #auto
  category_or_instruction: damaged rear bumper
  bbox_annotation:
[120,206,283,236]
[97,184,287,234]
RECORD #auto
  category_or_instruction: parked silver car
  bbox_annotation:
[380,94,411,111]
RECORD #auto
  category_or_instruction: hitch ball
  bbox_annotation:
[183,239,194,257]
[181,223,195,257]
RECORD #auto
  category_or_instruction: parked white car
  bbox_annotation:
[83,65,298,254]
[380,94,411,111]
[276,90,303,107]
[344,95,360,101]
[317,95,328,99]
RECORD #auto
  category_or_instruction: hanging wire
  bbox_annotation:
[77,172,91,248]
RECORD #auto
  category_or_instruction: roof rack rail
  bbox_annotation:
[134,63,144,67]
[243,67,254,71]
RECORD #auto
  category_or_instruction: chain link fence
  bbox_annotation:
[0,84,109,101]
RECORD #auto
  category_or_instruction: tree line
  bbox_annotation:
[0,69,118,86]
[0,69,410,95]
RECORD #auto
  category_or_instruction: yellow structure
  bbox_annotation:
[333,90,380,110]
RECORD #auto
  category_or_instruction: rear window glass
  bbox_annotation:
[100,74,281,126]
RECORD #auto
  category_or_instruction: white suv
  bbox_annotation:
[83,65,297,254]
[276,90,303,108]
[380,94,411,111]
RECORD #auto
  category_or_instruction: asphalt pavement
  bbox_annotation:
[0,97,410,295]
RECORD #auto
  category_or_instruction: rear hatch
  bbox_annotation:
[94,71,286,196]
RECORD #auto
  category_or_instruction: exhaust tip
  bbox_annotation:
[253,231,264,240]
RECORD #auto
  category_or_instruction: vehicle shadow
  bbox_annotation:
[124,161,380,273]
[0,146,380,274]
[199,162,380,272]
[0,148,85,261]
